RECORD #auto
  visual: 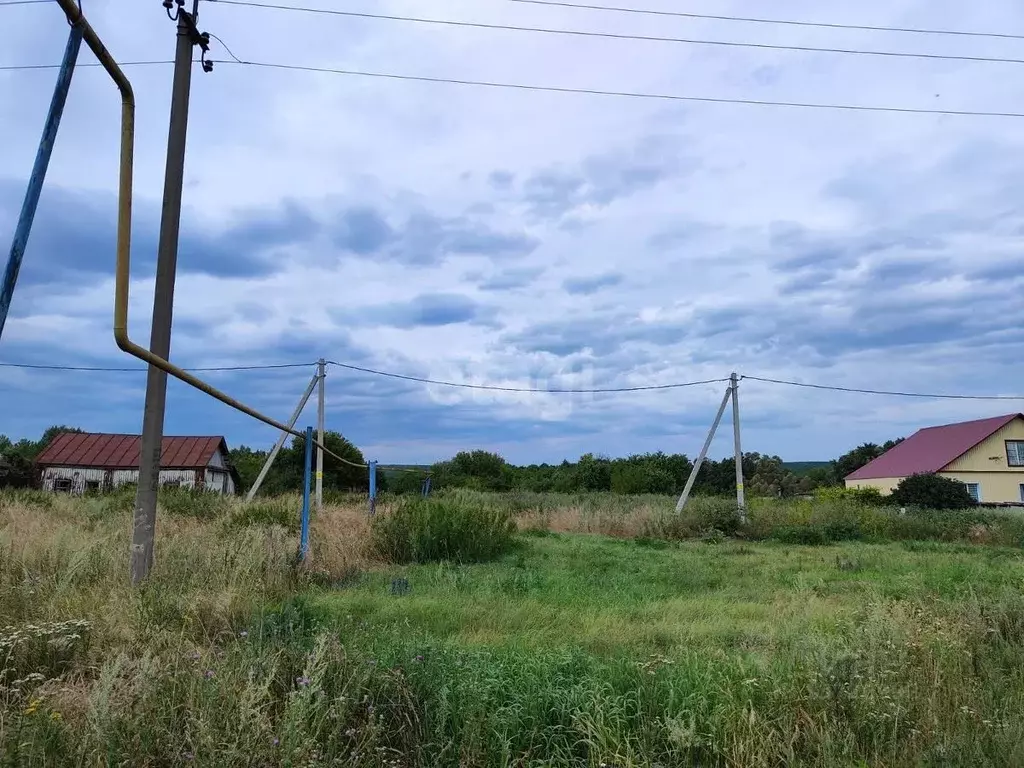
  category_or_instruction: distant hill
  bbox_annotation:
[783,461,831,476]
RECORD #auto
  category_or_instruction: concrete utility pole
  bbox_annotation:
[246,371,319,501]
[731,372,746,522]
[316,358,326,510]
[675,383,732,513]
[131,4,208,585]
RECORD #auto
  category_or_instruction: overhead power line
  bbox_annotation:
[503,0,1024,43]
[3,359,1021,401]
[0,360,316,372]
[329,360,729,393]
[209,0,1024,68]
[0,0,52,5]
[0,60,176,71]
[4,57,1024,119]
[742,375,1024,401]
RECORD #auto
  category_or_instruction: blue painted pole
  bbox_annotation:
[422,476,432,498]
[0,25,83,341]
[299,426,313,561]
[368,460,377,516]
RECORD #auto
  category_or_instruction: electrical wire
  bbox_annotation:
[0,0,52,5]
[4,56,1024,119]
[0,60,175,70]
[209,0,1024,68]
[328,360,728,393]
[741,375,1024,401]
[502,0,1024,43]
[0,360,316,372]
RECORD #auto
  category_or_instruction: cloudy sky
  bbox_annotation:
[1,0,1023,466]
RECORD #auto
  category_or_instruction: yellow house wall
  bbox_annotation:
[845,477,903,494]
[939,418,1024,504]
[942,418,1024,472]
[937,472,1024,504]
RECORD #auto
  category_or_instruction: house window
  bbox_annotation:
[1007,441,1024,467]
[53,478,73,494]
[1019,484,1024,503]
[964,483,981,502]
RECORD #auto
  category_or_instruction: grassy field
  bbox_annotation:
[1,488,1023,766]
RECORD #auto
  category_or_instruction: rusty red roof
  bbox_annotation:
[35,432,230,469]
[846,413,1024,481]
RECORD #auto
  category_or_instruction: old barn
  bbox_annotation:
[35,432,240,495]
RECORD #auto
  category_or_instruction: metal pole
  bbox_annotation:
[316,358,325,510]
[0,25,83,341]
[675,384,732,513]
[131,11,196,585]
[246,372,318,500]
[299,425,313,561]
[731,372,746,523]
[368,460,377,516]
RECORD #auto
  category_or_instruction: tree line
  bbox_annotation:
[1,424,904,498]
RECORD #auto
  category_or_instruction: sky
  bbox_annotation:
[1,0,1023,466]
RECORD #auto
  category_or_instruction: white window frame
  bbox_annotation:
[964,482,981,502]
[1007,440,1024,467]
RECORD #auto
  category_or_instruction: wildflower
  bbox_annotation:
[49,711,62,722]
[414,655,424,662]
[296,676,310,687]
[204,669,215,680]
[23,699,40,716]
[367,659,376,666]
[272,738,280,747]
[182,752,195,761]
[239,630,249,638]
[345,728,357,738]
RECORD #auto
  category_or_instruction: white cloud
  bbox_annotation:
[2,0,1024,464]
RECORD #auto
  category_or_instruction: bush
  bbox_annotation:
[643,497,742,540]
[812,485,887,505]
[370,496,517,564]
[890,474,977,510]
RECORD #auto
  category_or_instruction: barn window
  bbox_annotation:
[1006,441,1024,467]
[54,478,73,494]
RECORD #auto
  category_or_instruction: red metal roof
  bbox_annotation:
[35,433,229,469]
[846,413,1023,481]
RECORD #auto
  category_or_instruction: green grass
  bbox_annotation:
[5,489,1024,766]
[315,534,1024,656]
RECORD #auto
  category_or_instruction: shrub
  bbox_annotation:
[812,485,887,505]
[370,496,517,564]
[890,474,977,510]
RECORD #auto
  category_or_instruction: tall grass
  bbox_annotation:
[370,496,517,564]
[2,488,1024,765]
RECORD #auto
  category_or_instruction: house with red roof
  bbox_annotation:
[34,432,240,496]
[845,413,1024,504]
